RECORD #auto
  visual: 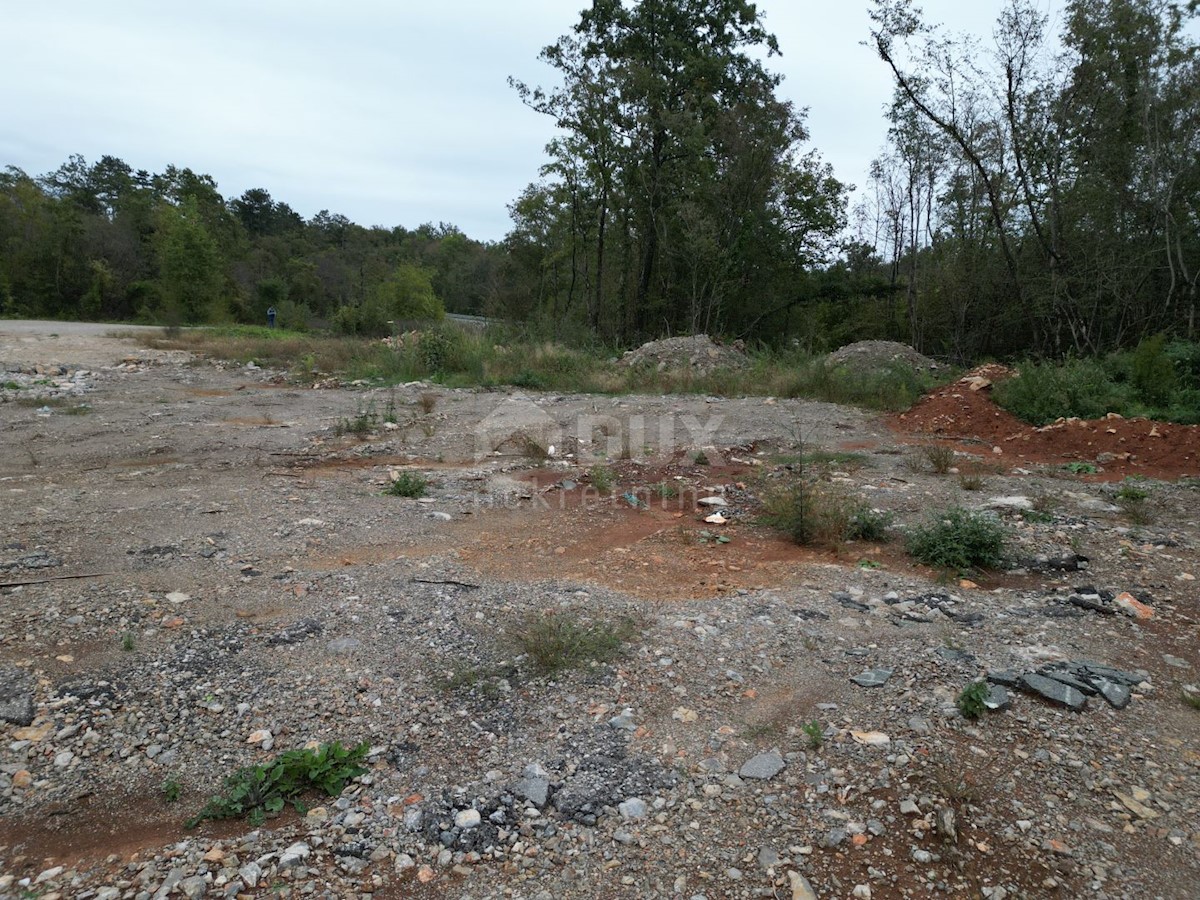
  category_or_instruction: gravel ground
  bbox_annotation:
[1,323,1198,900]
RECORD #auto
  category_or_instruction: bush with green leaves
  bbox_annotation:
[906,506,1009,572]
[993,358,1128,425]
[1130,334,1178,406]
[385,471,427,498]
[187,741,368,828]
[761,481,890,548]
[956,681,990,719]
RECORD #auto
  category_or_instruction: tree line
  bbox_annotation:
[858,0,1200,359]
[0,156,500,334]
[2,0,1196,362]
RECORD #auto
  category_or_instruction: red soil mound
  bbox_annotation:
[891,367,1200,480]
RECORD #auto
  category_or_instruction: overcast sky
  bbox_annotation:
[2,1,1022,241]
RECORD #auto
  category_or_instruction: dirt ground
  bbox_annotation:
[1,323,1199,900]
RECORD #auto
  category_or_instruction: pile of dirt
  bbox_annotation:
[894,366,1200,479]
[825,340,941,376]
[619,334,748,374]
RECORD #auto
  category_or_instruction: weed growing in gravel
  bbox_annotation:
[761,481,890,548]
[1020,508,1054,524]
[508,611,635,675]
[418,392,438,414]
[1182,687,1200,710]
[693,449,710,466]
[439,661,517,696]
[589,465,615,495]
[121,632,135,652]
[187,741,368,828]
[162,778,182,803]
[906,507,1009,572]
[649,481,678,500]
[1114,480,1154,524]
[385,472,427,498]
[921,444,956,474]
[1063,461,1098,475]
[801,720,824,749]
[335,405,378,438]
[957,473,985,491]
[743,721,780,739]
[956,681,990,719]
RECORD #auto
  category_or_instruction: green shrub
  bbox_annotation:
[417,328,458,373]
[801,720,824,749]
[994,358,1127,425]
[957,681,990,719]
[385,471,427,498]
[921,444,956,474]
[187,741,368,828]
[1130,334,1177,407]
[762,481,890,547]
[906,507,1009,572]
[589,465,615,494]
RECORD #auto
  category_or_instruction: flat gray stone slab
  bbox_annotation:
[986,669,1022,688]
[1090,677,1132,709]
[1039,667,1098,696]
[739,750,785,780]
[984,684,1012,711]
[1019,673,1086,711]
[0,667,35,726]
[851,668,894,688]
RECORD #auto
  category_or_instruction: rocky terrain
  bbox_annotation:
[1,323,1198,900]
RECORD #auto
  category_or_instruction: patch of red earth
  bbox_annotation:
[0,789,283,877]
[441,501,919,601]
[891,367,1200,480]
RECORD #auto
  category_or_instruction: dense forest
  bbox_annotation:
[1,0,1197,362]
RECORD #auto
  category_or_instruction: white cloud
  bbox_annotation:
[1,0,1013,240]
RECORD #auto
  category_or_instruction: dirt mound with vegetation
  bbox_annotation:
[619,334,748,374]
[826,340,941,376]
[894,366,1200,479]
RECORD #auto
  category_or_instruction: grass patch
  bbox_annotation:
[761,481,890,548]
[589,465,615,495]
[906,507,1009,573]
[385,471,427,498]
[142,326,953,410]
[957,472,985,491]
[921,444,956,474]
[649,481,678,499]
[507,611,635,675]
[187,741,368,828]
[1114,480,1154,524]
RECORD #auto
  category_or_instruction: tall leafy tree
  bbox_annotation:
[511,0,846,343]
